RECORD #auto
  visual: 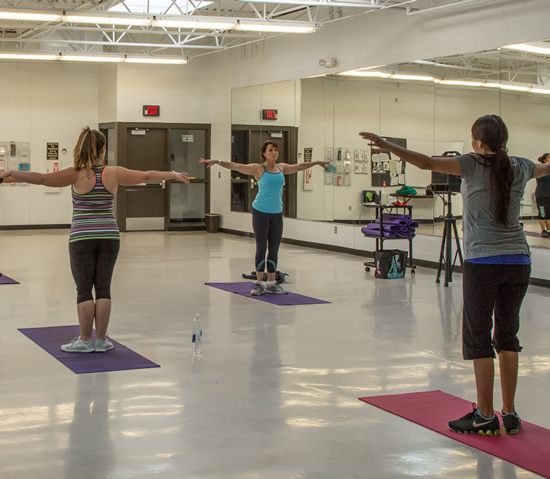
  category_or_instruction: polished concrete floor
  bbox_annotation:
[0,230,549,478]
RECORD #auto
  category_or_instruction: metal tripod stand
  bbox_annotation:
[436,191,464,287]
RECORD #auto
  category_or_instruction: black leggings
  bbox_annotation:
[252,208,283,273]
[462,262,530,360]
[69,239,120,304]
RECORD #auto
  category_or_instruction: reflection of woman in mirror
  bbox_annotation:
[361,115,550,437]
[535,153,550,237]
[200,141,331,295]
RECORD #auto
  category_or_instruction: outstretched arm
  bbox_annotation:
[115,167,189,186]
[200,158,263,178]
[279,161,331,175]
[359,132,462,176]
[2,167,77,187]
[533,162,550,179]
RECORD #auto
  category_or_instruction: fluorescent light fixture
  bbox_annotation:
[64,15,151,26]
[235,22,316,33]
[155,19,235,29]
[500,84,530,92]
[530,88,550,95]
[61,55,124,63]
[438,80,484,87]
[482,83,501,88]
[0,11,62,22]
[125,57,187,64]
[505,43,550,55]
[390,74,434,81]
[0,53,58,60]
[235,0,414,7]
[338,70,391,77]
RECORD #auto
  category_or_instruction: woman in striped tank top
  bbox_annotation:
[1,127,189,352]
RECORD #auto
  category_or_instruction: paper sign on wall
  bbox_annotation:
[303,147,313,191]
[45,160,61,194]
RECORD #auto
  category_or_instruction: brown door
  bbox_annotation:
[124,128,168,231]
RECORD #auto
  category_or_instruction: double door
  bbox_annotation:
[100,122,210,232]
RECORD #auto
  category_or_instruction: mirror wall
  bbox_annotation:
[231,40,550,244]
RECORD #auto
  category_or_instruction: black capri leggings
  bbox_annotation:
[252,208,283,273]
[69,239,120,304]
[462,262,530,360]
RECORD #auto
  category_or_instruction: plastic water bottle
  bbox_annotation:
[192,313,202,356]
[381,181,388,205]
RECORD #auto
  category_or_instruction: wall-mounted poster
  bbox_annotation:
[371,137,407,187]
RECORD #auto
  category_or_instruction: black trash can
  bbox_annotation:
[205,213,221,233]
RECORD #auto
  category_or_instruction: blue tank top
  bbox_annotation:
[252,164,285,214]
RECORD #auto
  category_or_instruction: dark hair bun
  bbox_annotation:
[538,153,550,163]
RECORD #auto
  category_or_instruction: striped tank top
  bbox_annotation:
[69,166,120,243]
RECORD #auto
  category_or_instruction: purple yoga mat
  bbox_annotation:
[375,218,409,226]
[18,325,160,374]
[206,282,330,305]
[362,229,398,239]
[0,274,19,285]
[525,231,550,239]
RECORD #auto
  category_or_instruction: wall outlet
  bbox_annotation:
[218,172,221,178]
[348,205,352,211]
[334,226,337,234]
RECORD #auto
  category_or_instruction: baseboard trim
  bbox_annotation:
[219,228,550,288]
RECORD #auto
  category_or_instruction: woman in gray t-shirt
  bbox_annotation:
[360,115,550,437]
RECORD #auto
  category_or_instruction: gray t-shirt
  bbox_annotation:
[456,154,535,260]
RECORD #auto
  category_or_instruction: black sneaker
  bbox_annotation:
[448,404,500,435]
[501,411,522,435]
[542,230,549,238]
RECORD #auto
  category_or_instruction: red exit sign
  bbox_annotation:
[262,109,278,120]
[143,105,160,116]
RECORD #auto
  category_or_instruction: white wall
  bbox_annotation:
[0,62,99,226]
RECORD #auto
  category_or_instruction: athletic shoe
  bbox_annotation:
[448,404,500,435]
[95,338,114,352]
[501,411,522,435]
[543,230,549,238]
[61,336,94,353]
[264,282,289,295]
[251,281,265,296]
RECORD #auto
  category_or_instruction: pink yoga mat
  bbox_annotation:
[359,390,550,478]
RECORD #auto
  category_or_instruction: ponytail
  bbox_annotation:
[538,153,550,163]
[73,126,106,171]
[471,115,513,227]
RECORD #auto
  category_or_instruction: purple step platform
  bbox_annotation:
[18,325,160,374]
[206,282,330,305]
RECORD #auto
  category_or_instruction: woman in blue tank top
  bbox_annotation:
[201,141,330,295]
[360,116,550,437]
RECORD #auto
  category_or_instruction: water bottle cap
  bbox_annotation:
[195,313,200,319]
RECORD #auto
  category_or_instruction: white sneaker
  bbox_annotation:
[61,336,94,353]
[251,281,265,296]
[95,338,114,352]
[264,282,288,295]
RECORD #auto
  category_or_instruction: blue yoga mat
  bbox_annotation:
[206,282,330,305]
[18,325,160,374]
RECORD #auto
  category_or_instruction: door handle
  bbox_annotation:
[250,178,255,189]
[161,180,166,190]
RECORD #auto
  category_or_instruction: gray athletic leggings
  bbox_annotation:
[252,208,283,273]
[69,239,120,304]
